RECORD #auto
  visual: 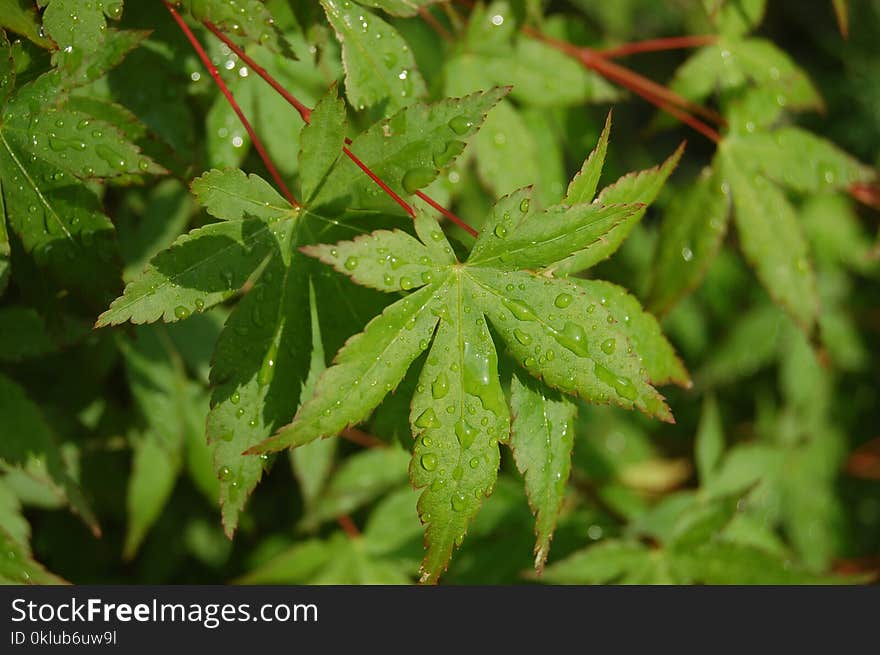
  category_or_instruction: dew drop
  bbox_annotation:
[174,305,190,319]
[554,322,589,357]
[554,293,573,309]
[594,363,638,401]
[432,372,449,399]
[415,407,441,428]
[503,298,539,322]
[402,167,436,194]
[106,2,123,19]
[454,418,478,449]
[448,115,473,135]
[258,339,279,386]
[601,338,616,355]
[420,453,438,471]
[344,256,359,270]
[432,140,466,168]
[513,328,532,345]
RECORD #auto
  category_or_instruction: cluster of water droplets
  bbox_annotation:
[328,0,416,102]
[397,115,474,195]
[204,0,278,43]
[328,242,440,291]
[23,108,147,178]
[412,302,510,523]
[494,282,640,402]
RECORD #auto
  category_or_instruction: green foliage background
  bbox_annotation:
[0,0,878,584]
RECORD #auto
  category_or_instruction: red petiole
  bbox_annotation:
[200,18,479,237]
[523,27,724,143]
[597,35,717,59]
[164,1,299,207]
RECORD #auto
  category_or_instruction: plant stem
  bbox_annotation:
[584,49,725,127]
[418,7,454,42]
[341,427,385,449]
[523,26,724,143]
[163,2,299,208]
[336,514,361,538]
[201,19,479,237]
[598,35,717,58]
[202,21,313,122]
[850,182,880,210]
[451,0,723,141]
[341,145,415,217]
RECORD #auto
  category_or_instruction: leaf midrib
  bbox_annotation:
[325,1,406,106]
[0,130,74,243]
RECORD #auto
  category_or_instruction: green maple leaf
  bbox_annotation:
[353,0,442,18]
[0,372,99,537]
[38,0,126,66]
[444,2,616,203]
[0,186,9,296]
[321,0,427,115]
[0,0,53,48]
[653,73,875,325]
[98,85,502,534]
[248,121,686,581]
[119,324,212,558]
[648,166,730,316]
[0,524,67,584]
[509,373,576,572]
[0,31,163,305]
[715,112,875,331]
[180,0,295,57]
[668,1,821,115]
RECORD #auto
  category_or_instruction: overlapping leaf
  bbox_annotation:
[0,372,99,536]
[443,1,615,203]
[0,32,162,306]
[540,114,684,278]
[649,167,730,315]
[119,325,212,557]
[39,0,126,66]
[667,0,822,114]
[180,0,295,56]
[716,122,874,331]
[354,0,441,17]
[321,0,427,115]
